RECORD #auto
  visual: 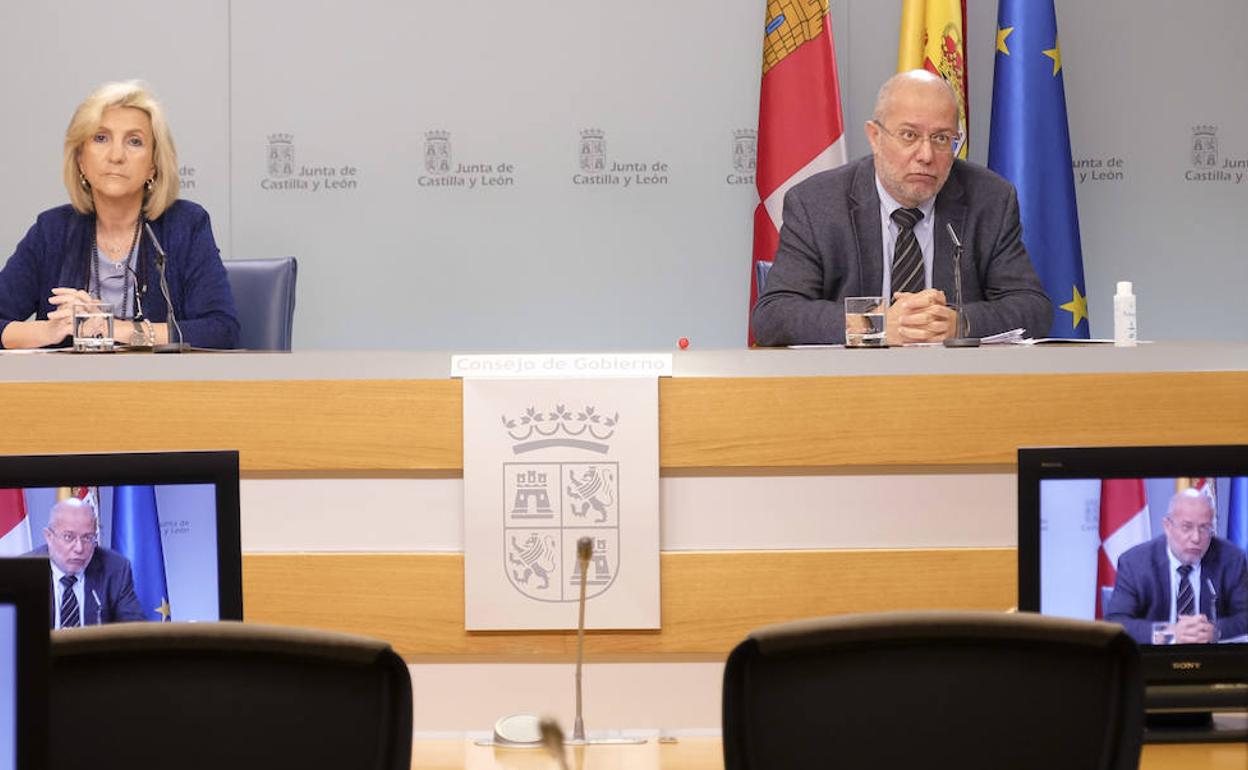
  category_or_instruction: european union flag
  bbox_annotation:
[988,0,1088,338]
[1229,476,1248,553]
[111,486,171,622]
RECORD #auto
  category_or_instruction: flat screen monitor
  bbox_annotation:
[0,558,50,770]
[1018,445,1248,742]
[0,451,242,626]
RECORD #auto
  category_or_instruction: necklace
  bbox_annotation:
[89,217,144,318]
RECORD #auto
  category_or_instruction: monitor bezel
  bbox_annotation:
[0,450,242,622]
[0,557,50,770]
[1018,444,1248,685]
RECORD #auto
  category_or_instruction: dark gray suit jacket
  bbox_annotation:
[751,155,1052,345]
[1105,535,1248,644]
[28,545,146,627]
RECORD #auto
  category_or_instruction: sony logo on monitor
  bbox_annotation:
[1170,661,1201,670]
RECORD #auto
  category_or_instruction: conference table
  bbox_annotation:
[405,735,1248,769]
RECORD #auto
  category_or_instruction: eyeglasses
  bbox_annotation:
[49,530,99,547]
[1166,518,1215,538]
[872,121,961,154]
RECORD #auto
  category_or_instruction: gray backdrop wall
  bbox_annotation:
[2,1,1245,350]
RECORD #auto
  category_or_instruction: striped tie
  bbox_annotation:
[59,574,80,628]
[890,207,926,295]
[1176,565,1195,617]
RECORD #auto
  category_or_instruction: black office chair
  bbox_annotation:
[50,621,411,770]
[723,611,1143,770]
[223,257,298,350]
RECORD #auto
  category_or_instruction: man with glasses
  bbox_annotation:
[27,497,143,628]
[1107,488,1248,644]
[752,69,1051,345]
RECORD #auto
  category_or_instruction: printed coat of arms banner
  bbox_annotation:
[463,376,660,630]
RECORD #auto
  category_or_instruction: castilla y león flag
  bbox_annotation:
[0,488,32,556]
[748,0,847,343]
[1097,479,1151,619]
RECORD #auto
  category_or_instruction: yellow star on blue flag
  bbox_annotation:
[1043,38,1062,75]
[1059,286,1088,330]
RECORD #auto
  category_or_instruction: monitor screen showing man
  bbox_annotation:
[1,602,15,770]
[0,450,242,625]
[1106,489,1248,645]
[28,497,145,628]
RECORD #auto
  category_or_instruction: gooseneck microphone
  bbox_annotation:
[943,222,980,348]
[143,223,189,353]
[539,717,571,770]
[91,589,103,625]
[122,262,147,322]
[572,536,592,743]
[480,537,645,748]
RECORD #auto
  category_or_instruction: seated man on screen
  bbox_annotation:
[26,498,144,628]
[1106,489,1248,644]
[750,70,1051,346]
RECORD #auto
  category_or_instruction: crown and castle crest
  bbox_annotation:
[266,134,294,178]
[501,404,618,454]
[579,129,606,172]
[733,128,757,172]
[1192,125,1218,169]
[424,130,451,175]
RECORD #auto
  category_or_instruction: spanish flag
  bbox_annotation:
[897,0,969,158]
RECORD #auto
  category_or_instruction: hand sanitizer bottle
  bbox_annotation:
[1113,281,1137,347]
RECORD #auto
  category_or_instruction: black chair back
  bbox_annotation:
[224,257,298,350]
[723,611,1142,770]
[50,621,411,770]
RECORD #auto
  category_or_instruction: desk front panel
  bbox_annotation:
[2,370,1244,473]
[4,358,1246,664]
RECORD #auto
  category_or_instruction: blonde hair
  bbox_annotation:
[62,80,179,219]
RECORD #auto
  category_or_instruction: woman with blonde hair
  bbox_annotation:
[0,81,238,349]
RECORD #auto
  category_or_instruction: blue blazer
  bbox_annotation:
[28,545,147,627]
[1105,535,1248,644]
[0,199,239,348]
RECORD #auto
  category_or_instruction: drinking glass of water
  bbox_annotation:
[1151,621,1175,645]
[72,301,115,353]
[844,296,886,347]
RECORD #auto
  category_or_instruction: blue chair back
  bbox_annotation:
[224,258,298,351]
[755,260,773,293]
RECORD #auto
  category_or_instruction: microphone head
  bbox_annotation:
[576,536,593,565]
[945,222,962,248]
[536,713,566,748]
[143,222,167,261]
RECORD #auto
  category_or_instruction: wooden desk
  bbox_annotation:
[3,345,1246,659]
[407,736,1248,770]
